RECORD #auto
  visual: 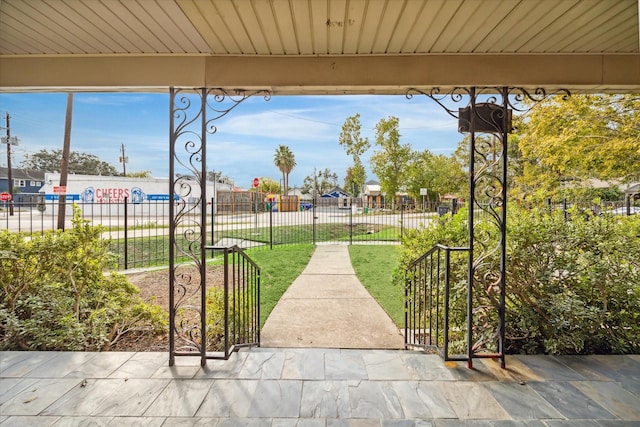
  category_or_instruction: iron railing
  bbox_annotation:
[546,195,638,218]
[211,245,260,359]
[170,244,260,366]
[405,244,469,360]
[211,198,442,248]
[3,196,636,271]
[1,198,452,269]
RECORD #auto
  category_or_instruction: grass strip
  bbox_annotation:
[245,244,315,326]
[349,245,404,327]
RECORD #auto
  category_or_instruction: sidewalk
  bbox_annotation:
[260,244,405,349]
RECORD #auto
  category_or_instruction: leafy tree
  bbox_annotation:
[20,149,120,176]
[257,177,281,194]
[126,170,152,178]
[339,114,370,196]
[273,145,296,195]
[302,168,338,196]
[452,132,532,203]
[344,164,366,196]
[513,94,640,200]
[370,116,411,210]
[405,149,465,205]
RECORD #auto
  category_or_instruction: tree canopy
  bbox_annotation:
[370,116,411,209]
[126,170,152,178]
[405,149,465,204]
[339,114,370,196]
[512,94,640,199]
[257,177,281,194]
[302,168,338,196]
[21,149,119,176]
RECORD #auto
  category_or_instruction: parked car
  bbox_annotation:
[601,206,640,216]
[300,202,313,211]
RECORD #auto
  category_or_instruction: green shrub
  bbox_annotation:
[507,207,640,354]
[398,205,640,355]
[205,286,256,352]
[0,206,166,351]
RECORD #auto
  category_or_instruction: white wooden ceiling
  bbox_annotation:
[0,0,639,92]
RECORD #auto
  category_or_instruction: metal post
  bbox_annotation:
[124,197,128,270]
[211,197,215,257]
[254,190,258,235]
[168,88,176,367]
[625,194,631,215]
[466,87,476,369]
[498,86,509,369]
[269,201,273,249]
[223,247,229,358]
[199,88,207,367]
[312,196,317,245]
[443,248,451,359]
[349,198,353,245]
[168,88,270,367]
[404,268,409,350]
[4,113,14,216]
[400,202,404,240]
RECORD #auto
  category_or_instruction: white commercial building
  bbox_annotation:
[38,173,232,216]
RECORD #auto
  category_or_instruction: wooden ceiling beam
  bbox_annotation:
[1,53,639,93]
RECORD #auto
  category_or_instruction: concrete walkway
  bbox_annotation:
[261,245,405,349]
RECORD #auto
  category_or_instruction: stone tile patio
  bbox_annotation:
[1,348,639,426]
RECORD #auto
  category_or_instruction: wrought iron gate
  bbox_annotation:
[405,87,569,368]
[168,88,269,366]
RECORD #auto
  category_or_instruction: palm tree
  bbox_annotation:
[273,145,296,195]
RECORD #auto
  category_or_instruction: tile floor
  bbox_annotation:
[1,348,639,426]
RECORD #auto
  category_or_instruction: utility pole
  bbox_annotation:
[4,113,14,216]
[119,143,127,176]
[57,93,73,230]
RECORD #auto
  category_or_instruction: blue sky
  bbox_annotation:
[0,92,463,189]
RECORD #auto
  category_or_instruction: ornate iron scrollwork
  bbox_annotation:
[169,88,270,366]
[407,86,570,368]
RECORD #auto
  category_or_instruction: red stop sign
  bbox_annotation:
[0,192,11,202]
[253,177,259,188]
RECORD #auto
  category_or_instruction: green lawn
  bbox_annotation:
[107,223,400,270]
[245,244,315,326]
[223,223,401,245]
[348,245,404,326]
[116,240,402,329]
[248,244,403,328]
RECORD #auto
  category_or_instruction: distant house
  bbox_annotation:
[321,187,351,199]
[623,183,639,200]
[363,180,414,210]
[315,187,352,208]
[364,181,383,209]
[0,167,45,204]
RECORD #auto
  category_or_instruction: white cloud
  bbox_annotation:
[217,110,336,141]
